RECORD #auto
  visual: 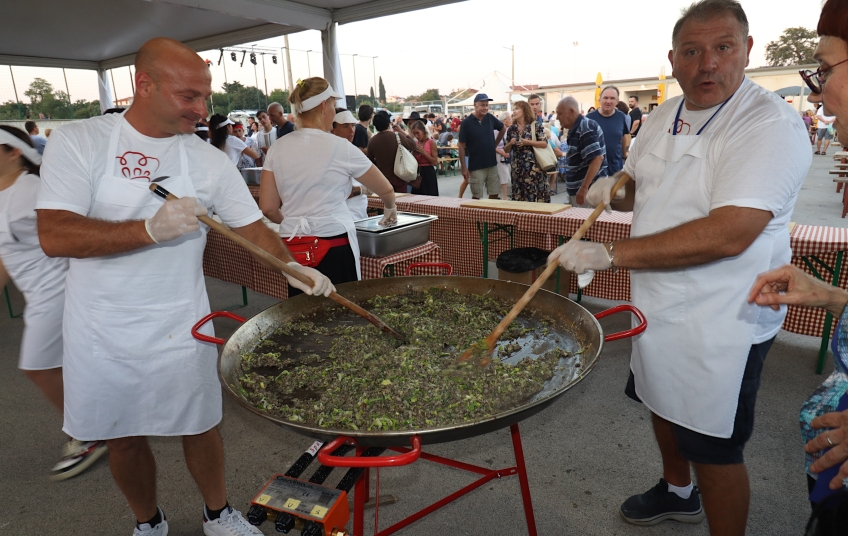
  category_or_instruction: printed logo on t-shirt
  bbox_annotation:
[116,151,162,181]
[669,120,691,135]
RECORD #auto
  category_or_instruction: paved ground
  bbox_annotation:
[0,144,843,535]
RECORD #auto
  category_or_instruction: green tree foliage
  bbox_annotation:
[378,76,386,103]
[23,78,54,107]
[416,88,441,102]
[0,100,28,120]
[267,89,290,111]
[369,87,375,103]
[765,27,818,67]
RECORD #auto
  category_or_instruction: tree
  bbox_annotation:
[369,87,375,103]
[0,100,27,120]
[378,76,386,103]
[417,88,440,102]
[267,89,290,111]
[24,78,54,107]
[765,27,818,67]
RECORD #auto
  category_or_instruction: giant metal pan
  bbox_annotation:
[194,276,645,448]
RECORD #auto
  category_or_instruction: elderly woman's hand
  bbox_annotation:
[806,409,848,489]
[747,264,848,316]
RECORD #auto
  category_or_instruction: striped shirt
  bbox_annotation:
[564,114,607,194]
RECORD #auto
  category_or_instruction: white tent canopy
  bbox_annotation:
[1,0,465,112]
[454,71,525,107]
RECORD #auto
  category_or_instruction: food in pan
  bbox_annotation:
[236,288,575,431]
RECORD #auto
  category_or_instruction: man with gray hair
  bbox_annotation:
[267,102,294,139]
[549,1,811,533]
[554,97,607,205]
[587,86,630,174]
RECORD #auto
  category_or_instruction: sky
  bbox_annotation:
[0,0,825,106]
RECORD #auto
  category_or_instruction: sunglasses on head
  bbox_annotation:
[799,57,848,94]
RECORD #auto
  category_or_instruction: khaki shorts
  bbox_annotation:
[469,166,500,198]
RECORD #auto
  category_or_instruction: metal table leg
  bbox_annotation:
[5,285,21,319]
[476,221,514,278]
[800,252,844,374]
[223,286,249,311]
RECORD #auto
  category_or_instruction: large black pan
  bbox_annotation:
[194,276,645,448]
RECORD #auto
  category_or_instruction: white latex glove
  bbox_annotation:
[585,176,625,211]
[145,197,207,243]
[284,262,336,297]
[379,206,398,226]
[547,241,611,274]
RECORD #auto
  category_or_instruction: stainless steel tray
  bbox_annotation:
[355,212,437,257]
[240,167,262,184]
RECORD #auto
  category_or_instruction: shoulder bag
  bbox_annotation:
[531,121,558,172]
[394,132,419,183]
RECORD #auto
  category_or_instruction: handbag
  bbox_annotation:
[284,235,349,268]
[531,121,558,172]
[393,132,419,183]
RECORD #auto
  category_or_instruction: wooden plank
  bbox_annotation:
[828,170,848,174]
[460,199,572,214]
[368,192,413,198]
[833,178,848,183]
[788,222,796,234]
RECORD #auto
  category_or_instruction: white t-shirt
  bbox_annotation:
[817,109,835,126]
[252,128,278,151]
[37,114,261,230]
[0,173,68,293]
[223,135,248,165]
[624,76,811,342]
[263,128,372,237]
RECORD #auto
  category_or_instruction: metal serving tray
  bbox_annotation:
[355,212,438,257]
[240,167,262,184]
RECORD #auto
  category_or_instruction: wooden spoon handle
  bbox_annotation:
[463,172,632,362]
[148,184,406,340]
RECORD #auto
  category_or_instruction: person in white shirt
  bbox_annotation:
[330,108,369,221]
[550,1,811,533]
[0,125,109,481]
[209,114,259,166]
[251,110,277,165]
[815,106,836,155]
[259,77,398,294]
[36,37,333,536]
[232,122,257,169]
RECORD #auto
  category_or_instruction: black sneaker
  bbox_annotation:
[620,479,706,526]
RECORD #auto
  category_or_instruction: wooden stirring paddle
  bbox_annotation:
[148,184,406,342]
[459,173,632,366]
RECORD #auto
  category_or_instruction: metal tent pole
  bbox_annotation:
[62,68,75,118]
[9,65,23,119]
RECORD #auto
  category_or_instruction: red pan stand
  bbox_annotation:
[317,424,537,536]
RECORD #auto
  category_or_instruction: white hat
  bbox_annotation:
[296,84,343,113]
[215,118,234,128]
[333,110,357,125]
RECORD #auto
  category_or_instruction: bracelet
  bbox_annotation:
[608,241,617,273]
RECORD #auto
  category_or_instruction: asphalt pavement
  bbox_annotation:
[0,143,843,535]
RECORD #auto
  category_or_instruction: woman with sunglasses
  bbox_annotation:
[757,2,848,532]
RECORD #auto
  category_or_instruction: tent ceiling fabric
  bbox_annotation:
[0,0,464,70]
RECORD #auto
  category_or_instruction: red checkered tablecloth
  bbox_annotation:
[782,225,848,337]
[362,200,848,337]
[203,231,441,301]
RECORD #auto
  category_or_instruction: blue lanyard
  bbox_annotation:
[671,92,735,136]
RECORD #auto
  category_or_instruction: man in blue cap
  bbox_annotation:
[458,93,507,199]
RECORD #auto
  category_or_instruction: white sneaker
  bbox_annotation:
[203,506,262,536]
[50,439,108,481]
[133,508,168,536]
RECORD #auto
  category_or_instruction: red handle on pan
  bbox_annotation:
[191,311,246,345]
[594,304,647,342]
[404,262,453,276]
[317,435,422,467]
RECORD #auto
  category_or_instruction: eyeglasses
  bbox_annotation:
[799,58,848,94]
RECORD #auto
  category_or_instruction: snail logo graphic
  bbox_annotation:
[116,151,165,181]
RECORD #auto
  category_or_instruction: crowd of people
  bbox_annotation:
[2,0,848,535]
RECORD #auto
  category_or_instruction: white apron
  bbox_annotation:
[629,97,774,438]
[345,179,369,222]
[0,175,67,370]
[282,198,361,281]
[62,117,220,440]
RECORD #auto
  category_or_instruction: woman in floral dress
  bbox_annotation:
[504,100,550,202]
